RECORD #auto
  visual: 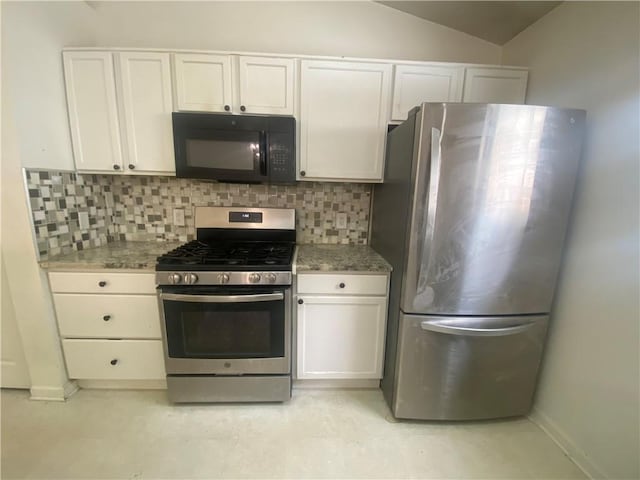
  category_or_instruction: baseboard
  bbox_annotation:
[293,379,380,389]
[63,380,79,398]
[528,407,607,479]
[30,384,67,401]
[77,379,167,390]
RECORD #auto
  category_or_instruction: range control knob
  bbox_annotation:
[168,273,182,284]
[264,273,277,284]
[218,273,230,284]
[248,273,261,284]
[184,273,198,285]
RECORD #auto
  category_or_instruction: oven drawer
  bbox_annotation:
[54,294,161,339]
[62,339,165,380]
[49,272,157,294]
[297,273,388,296]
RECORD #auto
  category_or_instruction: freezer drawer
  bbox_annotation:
[392,313,548,420]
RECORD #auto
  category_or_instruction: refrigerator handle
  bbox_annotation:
[419,319,537,337]
[419,127,443,278]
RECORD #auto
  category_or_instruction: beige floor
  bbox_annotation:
[1,388,585,479]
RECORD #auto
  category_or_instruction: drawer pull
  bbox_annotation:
[110,359,118,366]
[103,315,111,321]
[98,281,107,287]
[298,299,304,305]
[339,283,346,289]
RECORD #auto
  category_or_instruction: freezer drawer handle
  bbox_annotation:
[419,319,537,337]
[160,292,284,303]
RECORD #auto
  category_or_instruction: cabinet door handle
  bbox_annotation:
[297,299,304,305]
[110,359,118,366]
[98,281,107,287]
[113,165,120,170]
[240,105,246,112]
[224,105,230,111]
[300,171,306,177]
[128,164,135,170]
[103,315,111,321]
[339,283,346,289]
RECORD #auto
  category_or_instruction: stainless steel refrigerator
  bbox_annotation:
[371,103,585,420]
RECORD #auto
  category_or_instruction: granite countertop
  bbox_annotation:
[40,241,392,274]
[295,244,391,273]
[39,241,181,271]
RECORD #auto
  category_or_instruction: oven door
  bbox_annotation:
[158,286,291,375]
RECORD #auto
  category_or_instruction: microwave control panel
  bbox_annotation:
[268,129,296,184]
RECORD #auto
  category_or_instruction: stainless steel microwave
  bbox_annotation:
[172,112,296,184]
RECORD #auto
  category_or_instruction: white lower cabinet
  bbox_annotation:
[49,271,165,381]
[62,339,165,380]
[296,273,389,380]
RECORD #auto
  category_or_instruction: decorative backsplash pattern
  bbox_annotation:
[25,169,372,259]
[25,171,114,258]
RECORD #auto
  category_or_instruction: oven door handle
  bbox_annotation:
[160,292,284,303]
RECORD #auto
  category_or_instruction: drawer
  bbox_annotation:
[54,294,161,339]
[297,274,388,296]
[62,339,166,380]
[49,272,156,294]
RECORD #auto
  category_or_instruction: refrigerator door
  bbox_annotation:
[392,312,548,420]
[402,103,585,315]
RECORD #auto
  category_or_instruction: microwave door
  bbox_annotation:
[176,129,265,183]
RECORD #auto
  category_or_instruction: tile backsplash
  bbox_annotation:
[25,169,372,259]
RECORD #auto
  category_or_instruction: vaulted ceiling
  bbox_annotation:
[378,1,562,45]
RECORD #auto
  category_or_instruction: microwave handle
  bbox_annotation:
[259,131,268,175]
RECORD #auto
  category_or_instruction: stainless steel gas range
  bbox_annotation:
[156,207,295,403]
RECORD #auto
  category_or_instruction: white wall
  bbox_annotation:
[91,1,500,63]
[1,257,31,388]
[1,1,501,171]
[1,80,74,400]
[1,1,98,171]
[503,3,640,479]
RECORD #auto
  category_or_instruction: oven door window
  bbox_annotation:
[163,290,285,359]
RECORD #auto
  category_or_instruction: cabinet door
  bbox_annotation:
[296,295,387,379]
[173,53,233,112]
[462,67,528,104]
[300,60,392,182]
[238,56,295,115]
[117,52,175,174]
[392,64,464,121]
[63,51,123,173]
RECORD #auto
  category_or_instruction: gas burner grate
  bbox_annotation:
[156,240,294,269]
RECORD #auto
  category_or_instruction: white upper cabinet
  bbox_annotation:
[117,52,175,174]
[462,67,528,104]
[63,51,124,172]
[173,53,233,112]
[62,48,527,179]
[63,50,174,174]
[299,60,392,182]
[237,56,295,115]
[391,64,464,121]
[173,54,295,115]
